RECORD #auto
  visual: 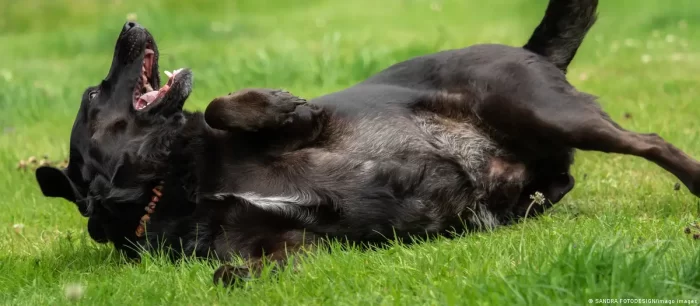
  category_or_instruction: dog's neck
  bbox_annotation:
[133,111,209,236]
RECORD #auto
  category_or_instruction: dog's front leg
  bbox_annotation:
[212,255,301,287]
[205,88,326,151]
[205,88,314,132]
[211,231,315,287]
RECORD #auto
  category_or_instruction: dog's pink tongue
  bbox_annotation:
[136,85,171,108]
[137,91,159,106]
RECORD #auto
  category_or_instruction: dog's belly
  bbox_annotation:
[287,111,531,240]
[207,101,534,242]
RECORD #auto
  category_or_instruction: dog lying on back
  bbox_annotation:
[35,0,700,285]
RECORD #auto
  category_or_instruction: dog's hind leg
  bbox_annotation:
[474,87,700,198]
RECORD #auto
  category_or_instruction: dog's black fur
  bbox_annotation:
[36,0,700,285]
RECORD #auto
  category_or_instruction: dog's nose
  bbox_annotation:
[123,21,142,32]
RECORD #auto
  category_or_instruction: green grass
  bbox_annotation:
[2,0,700,304]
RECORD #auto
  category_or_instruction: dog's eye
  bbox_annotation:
[89,91,99,100]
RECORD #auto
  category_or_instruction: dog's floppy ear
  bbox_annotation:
[35,166,88,216]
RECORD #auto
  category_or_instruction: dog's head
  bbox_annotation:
[35,22,193,246]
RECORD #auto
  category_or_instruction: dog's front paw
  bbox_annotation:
[205,88,307,132]
[262,89,307,126]
[213,264,253,287]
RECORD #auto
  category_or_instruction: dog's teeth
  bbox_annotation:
[144,84,153,92]
[164,71,172,78]
[174,68,183,75]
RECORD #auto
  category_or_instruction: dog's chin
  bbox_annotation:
[136,69,193,114]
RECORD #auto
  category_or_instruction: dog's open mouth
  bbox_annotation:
[133,44,184,111]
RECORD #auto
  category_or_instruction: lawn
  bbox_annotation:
[2,0,700,305]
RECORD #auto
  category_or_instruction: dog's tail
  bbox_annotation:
[523,0,598,74]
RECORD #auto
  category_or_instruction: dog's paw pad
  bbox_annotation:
[271,89,306,104]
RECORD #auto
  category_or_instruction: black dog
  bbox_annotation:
[35,0,700,285]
